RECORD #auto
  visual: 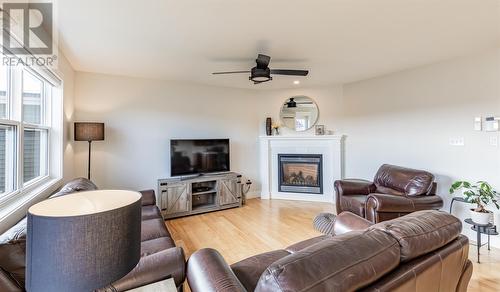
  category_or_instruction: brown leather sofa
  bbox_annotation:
[187,210,472,292]
[0,178,186,291]
[335,164,443,223]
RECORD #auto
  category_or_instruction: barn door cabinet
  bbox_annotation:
[157,172,242,219]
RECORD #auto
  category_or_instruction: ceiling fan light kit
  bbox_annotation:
[213,54,309,85]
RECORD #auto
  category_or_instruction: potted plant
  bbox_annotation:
[449,180,500,224]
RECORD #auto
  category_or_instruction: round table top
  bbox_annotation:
[465,218,494,227]
[28,190,142,217]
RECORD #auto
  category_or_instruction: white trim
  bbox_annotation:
[245,190,261,199]
[0,177,62,234]
[0,61,64,222]
[259,135,345,203]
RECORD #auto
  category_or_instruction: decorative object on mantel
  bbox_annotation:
[26,190,142,291]
[266,117,272,136]
[280,96,319,132]
[315,125,325,135]
[272,122,281,135]
[74,122,105,179]
[450,180,499,225]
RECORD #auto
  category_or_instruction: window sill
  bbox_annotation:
[0,176,63,233]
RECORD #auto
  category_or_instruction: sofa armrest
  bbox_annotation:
[140,189,156,206]
[0,268,22,292]
[187,248,246,292]
[333,212,373,235]
[97,247,186,292]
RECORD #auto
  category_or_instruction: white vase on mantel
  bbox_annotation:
[470,209,491,225]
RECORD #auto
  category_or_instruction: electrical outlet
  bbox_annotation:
[490,136,499,147]
[449,137,465,146]
[474,117,482,131]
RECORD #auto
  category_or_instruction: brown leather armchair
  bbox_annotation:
[335,164,443,223]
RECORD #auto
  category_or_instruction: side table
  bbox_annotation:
[126,277,177,292]
[464,218,498,263]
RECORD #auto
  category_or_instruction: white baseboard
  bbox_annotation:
[245,190,261,199]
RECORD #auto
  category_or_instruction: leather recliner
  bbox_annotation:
[335,164,443,223]
[186,210,472,292]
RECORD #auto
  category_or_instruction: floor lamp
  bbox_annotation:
[74,122,105,180]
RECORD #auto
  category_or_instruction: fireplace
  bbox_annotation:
[278,154,323,194]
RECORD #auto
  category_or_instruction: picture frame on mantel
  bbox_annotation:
[315,125,325,135]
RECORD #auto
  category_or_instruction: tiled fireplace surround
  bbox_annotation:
[259,135,345,203]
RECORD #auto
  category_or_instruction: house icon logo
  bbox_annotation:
[2,2,53,55]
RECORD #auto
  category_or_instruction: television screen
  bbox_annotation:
[170,139,230,176]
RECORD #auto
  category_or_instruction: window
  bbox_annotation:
[0,64,57,198]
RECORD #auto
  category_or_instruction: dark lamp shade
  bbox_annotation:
[26,190,142,292]
[74,122,105,141]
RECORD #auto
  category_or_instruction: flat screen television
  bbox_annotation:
[170,139,230,176]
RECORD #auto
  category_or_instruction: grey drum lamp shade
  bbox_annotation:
[74,122,105,141]
[26,190,142,292]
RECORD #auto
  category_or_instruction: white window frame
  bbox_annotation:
[0,64,63,213]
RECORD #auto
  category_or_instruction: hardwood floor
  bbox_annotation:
[166,198,500,291]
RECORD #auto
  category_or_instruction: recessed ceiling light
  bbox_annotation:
[293,80,300,85]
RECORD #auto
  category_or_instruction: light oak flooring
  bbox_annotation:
[166,198,500,291]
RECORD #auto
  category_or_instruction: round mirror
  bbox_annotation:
[279,96,319,132]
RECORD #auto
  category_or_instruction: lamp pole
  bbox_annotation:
[87,140,92,180]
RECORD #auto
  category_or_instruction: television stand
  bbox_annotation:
[157,172,242,219]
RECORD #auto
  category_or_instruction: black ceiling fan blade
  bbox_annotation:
[212,71,251,75]
[256,54,271,69]
[270,69,309,76]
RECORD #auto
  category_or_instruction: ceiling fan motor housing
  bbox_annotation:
[250,67,272,83]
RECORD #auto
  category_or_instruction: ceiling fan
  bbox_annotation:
[212,54,309,84]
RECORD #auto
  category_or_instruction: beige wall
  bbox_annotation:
[56,53,76,182]
[342,48,500,245]
[73,73,263,193]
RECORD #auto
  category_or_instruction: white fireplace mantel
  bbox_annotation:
[259,135,345,203]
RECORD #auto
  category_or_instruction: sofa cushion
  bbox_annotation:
[142,205,162,220]
[255,229,400,292]
[141,237,176,257]
[231,250,290,291]
[374,164,434,196]
[0,218,27,289]
[285,235,329,253]
[370,210,462,262]
[50,177,98,198]
[141,218,171,242]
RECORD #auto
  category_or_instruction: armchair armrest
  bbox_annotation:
[187,248,246,292]
[333,212,373,235]
[366,193,443,214]
[334,179,376,196]
[140,189,156,206]
[335,179,376,214]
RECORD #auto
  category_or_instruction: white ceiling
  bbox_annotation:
[57,0,500,89]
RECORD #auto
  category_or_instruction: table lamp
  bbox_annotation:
[74,122,105,180]
[26,190,142,292]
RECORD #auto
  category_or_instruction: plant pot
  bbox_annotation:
[469,209,492,225]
